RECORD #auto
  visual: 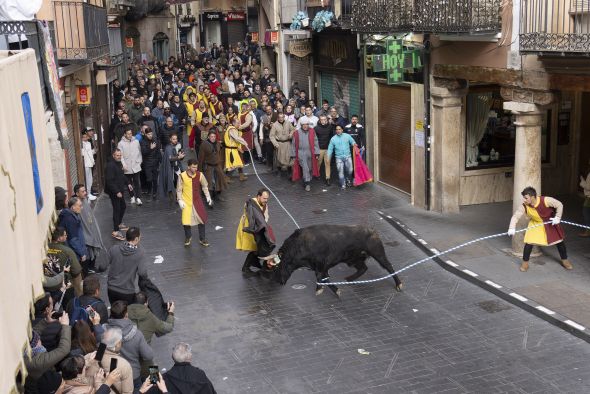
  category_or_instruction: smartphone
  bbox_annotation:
[51,311,63,319]
[86,307,96,320]
[95,343,106,362]
[148,365,159,384]
[109,358,118,372]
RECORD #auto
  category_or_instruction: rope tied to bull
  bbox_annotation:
[317,220,590,287]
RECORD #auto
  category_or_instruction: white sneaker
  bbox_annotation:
[136,198,143,206]
[130,197,136,204]
[88,194,97,201]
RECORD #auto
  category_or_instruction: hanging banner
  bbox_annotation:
[289,39,312,58]
[38,21,68,141]
[77,86,91,105]
[125,37,134,48]
[251,32,259,42]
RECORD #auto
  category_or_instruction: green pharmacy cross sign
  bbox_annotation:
[371,39,422,84]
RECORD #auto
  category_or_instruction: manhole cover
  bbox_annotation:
[291,284,306,290]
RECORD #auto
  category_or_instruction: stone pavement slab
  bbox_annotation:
[91,173,590,393]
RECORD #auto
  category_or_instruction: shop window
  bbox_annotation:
[465,88,553,170]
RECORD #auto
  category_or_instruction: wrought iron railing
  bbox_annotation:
[0,21,56,109]
[107,0,136,15]
[351,0,501,34]
[520,0,590,54]
[307,0,354,29]
[54,0,109,62]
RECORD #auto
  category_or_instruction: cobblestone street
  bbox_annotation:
[94,173,590,393]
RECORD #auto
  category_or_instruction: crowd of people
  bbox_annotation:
[28,36,369,394]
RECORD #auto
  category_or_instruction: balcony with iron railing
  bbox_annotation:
[54,0,109,63]
[107,0,136,16]
[350,0,501,34]
[0,20,56,109]
[306,0,354,29]
[520,0,590,55]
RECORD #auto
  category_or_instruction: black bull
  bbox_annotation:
[271,225,403,296]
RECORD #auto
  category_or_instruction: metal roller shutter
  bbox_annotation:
[319,72,359,121]
[378,84,411,193]
[289,55,310,94]
[227,21,245,48]
[64,109,79,191]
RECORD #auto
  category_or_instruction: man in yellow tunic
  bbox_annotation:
[177,159,212,247]
[236,188,275,276]
[508,186,572,272]
[224,117,249,182]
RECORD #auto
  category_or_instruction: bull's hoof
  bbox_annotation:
[315,288,324,296]
[335,289,342,297]
[396,283,404,292]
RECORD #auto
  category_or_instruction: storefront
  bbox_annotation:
[202,11,222,48]
[313,31,360,122]
[288,38,312,94]
[225,11,247,48]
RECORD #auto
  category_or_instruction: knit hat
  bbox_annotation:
[36,370,63,394]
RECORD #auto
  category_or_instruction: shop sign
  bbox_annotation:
[77,86,91,106]
[203,12,222,22]
[270,30,279,45]
[226,11,245,21]
[125,37,134,48]
[289,39,312,58]
[370,38,422,84]
[251,32,259,42]
[313,31,358,72]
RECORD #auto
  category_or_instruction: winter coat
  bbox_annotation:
[103,242,147,295]
[58,209,88,260]
[24,325,71,380]
[159,123,179,146]
[170,102,189,122]
[98,350,134,394]
[314,123,334,150]
[118,137,142,174]
[103,319,154,379]
[140,137,161,172]
[105,158,127,196]
[32,318,63,352]
[127,303,174,344]
[163,362,216,394]
[127,104,144,125]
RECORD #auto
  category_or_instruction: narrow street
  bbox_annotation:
[95,174,590,393]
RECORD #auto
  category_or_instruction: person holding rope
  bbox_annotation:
[508,186,572,272]
[236,188,276,277]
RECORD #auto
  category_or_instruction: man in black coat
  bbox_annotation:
[314,115,334,186]
[105,149,129,240]
[140,128,161,199]
[163,342,216,394]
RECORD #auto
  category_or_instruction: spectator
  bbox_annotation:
[66,274,109,324]
[104,227,148,305]
[58,197,88,268]
[290,120,320,192]
[105,149,129,241]
[24,313,71,393]
[69,319,100,356]
[269,113,294,177]
[99,327,135,394]
[60,355,105,392]
[315,115,335,186]
[105,301,154,388]
[140,127,161,200]
[160,116,179,147]
[46,226,83,297]
[158,133,185,201]
[128,95,144,125]
[118,128,143,206]
[74,184,104,276]
[329,107,348,129]
[81,129,97,201]
[344,115,365,149]
[32,294,64,352]
[162,343,216,394]
[127,292,175,345]
[296,106,319,130]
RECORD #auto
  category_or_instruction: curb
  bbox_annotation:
[377,212,590,344]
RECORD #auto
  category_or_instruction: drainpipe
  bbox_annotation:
[423,33,431,211]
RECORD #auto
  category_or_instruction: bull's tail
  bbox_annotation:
[366,229,403,287]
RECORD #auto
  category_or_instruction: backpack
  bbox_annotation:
[69,297,101,326]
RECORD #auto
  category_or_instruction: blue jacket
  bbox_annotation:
[58,209,88,259]
[327,133,356,159]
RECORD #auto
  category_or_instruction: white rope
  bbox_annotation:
[318,220,590,287]
[245,149,301,229]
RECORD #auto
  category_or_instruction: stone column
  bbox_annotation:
[430,83,467,213]
[503,101,543,254]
